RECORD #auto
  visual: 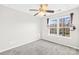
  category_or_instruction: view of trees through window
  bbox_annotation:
[48,16,71,37]
[49,19,57,34]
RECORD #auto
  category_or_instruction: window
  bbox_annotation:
[48,15,71,37]
[48,18,57,34]
[59,16,70,37]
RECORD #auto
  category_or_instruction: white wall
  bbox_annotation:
[0,5,41,52]
[41,7,79,49]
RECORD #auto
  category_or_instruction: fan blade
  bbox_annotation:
[29,9,38,11]
[46,10,54,13]
[34,13,39,16]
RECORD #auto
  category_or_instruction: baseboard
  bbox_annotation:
[42,39,79,50]
[0,39,40,53]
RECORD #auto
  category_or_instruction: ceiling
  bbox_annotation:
[3,4,79,17]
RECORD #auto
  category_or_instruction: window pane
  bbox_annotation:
[59,28,64,36]
[64,16,71,27]
[49,19,57,27]
[59,28,70,37]
[64,28,70,37]
[59,16,71,27]
[59,18,63,27]
[50,28,57,34]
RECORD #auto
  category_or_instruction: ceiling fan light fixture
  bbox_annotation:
[29,4,55,16]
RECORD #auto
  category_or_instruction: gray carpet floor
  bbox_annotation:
[0,39,79,55]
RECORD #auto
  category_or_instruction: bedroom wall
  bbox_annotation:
[41,7,79,49]
[0,5,41,52]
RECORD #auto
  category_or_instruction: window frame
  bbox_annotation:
[47,15,71,38]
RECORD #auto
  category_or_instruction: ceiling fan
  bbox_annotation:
[29,4,54,16]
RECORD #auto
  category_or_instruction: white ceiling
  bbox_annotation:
[3,4,79,17]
